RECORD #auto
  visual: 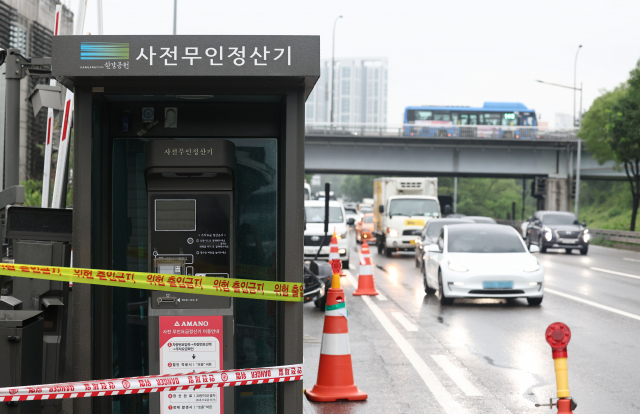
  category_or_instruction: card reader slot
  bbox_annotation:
[157,297,177,305]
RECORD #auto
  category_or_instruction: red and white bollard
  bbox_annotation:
[536,322,577,413]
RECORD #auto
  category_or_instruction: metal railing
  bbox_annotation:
[590,228,640,245]
[305,123,579,141]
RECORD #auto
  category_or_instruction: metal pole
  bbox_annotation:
[4,49,21,189]
[453,177,458,213]
[330,16,342,126]
[574,140,582,218]
[579,82,583,127]
[522,178,525,220]
[173,0,177,35]
[573,45,582,127]
[96,0,104,35]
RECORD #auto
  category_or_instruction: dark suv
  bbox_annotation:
[526,211,589,255]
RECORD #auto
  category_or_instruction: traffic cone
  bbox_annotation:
[353,242,378,296]
[328,231,346,277]
[306,273,367,402]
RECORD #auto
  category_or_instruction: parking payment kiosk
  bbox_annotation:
[146,139,236,413]
[49,34,319,414]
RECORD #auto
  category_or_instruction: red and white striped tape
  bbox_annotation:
[0,364,302,402]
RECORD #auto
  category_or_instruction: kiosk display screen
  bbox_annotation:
[155,199,196,231]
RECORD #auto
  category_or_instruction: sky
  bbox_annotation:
[66,0,640,127]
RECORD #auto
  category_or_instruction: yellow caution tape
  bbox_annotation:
[0,263,302,302]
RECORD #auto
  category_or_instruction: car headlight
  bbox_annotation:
[448,260,468,272]
[336,232,348,240]
[388,228,399,238]
[544,227,553,242]
[523,258,540,272]
[583,232,590,243]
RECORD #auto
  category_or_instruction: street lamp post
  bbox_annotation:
[173,0,178,35]
[573,45,582,127]
[330,15,343,128]
[535,79,584,216]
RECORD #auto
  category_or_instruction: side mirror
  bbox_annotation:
[347,218,355,225]
[427,244,441,253]
[529,245,540,253]
[581,221,587,227]
[378,204,384,214]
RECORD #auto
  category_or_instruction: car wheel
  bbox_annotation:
[377,242,383,255]
[342,259,349,269]
[580,245,589,255]
[438,270,453,305]
[539,237,547,253]
[565,249,573,254]
[527,297,543,306]
[385,244,392,258]
[423,265,436,294]
[314,294,327,310]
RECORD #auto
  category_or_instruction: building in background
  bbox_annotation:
[306,58,388,126]
[0,0,74,185]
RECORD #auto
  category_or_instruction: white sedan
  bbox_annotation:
[423,224,543,306]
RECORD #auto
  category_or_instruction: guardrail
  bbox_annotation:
[305,123,579,141]
[590,228,640,245]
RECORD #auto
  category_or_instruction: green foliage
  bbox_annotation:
[578,180,638,230]
[340,175,379,202]
[22,179,42,207]
[450,178,535,220]
[579,85,626,163]
[579,59,640,230]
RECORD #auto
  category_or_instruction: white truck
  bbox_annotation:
[373,177,441,257]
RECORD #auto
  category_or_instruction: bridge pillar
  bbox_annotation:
[545,178,570,212]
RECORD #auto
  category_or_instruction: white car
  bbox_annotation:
[304,200,353,267]
[423,224,543,306]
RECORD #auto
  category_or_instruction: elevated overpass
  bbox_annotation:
[304,123,624,211]
[304,124,621,179]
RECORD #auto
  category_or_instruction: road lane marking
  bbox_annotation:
[376,292,388,301]
[359,295,466,414]
[431,355,482,397]
[392,312,418,331]
[624,258,640,263]
[590,267,640,281]
[545,288,640,322]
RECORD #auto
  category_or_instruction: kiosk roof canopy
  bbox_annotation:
[53,35,319,94]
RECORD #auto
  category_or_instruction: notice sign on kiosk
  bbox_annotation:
[159,315,223,413]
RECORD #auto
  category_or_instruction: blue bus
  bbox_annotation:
[404,102,537,139]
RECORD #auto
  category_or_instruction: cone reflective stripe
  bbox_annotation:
[306,274,367,402]
[361,241,372,263]
[329,232,340,262]
[353,241,379,296]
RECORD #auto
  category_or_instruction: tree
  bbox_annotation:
[340,175,377,202]
[580,60,640,230]
[606,93,640,230]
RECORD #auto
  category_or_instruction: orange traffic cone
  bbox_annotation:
[353,242,378,296]
[306,273,367,402]
[328,231,346,277]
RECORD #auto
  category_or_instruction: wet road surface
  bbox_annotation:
[303,233,640,413]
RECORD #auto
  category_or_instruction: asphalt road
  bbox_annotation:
[303,231,640,413]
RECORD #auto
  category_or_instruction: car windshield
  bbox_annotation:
[305,206,344,223]
[448,226,526,253]
[542,214,579,225]
[364,216,373,223]
[389,199,439,217]
[360,207,372,213]
[426,220,468,238]
[345,208,358,214]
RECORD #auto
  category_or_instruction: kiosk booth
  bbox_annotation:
[51,35,319,414]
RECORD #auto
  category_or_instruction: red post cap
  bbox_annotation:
[545,322,571,359]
